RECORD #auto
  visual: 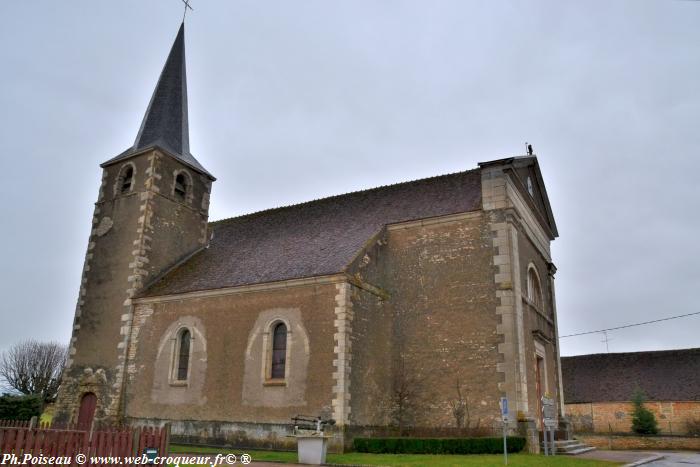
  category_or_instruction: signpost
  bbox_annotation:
[144,448,158,465]
[541,396,557,456]
[500,397,509,465]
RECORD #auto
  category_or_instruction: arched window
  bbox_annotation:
[270,323,287,379]
[115,164,135,195]
[174,173,188,201]
[527,266,543,310]
[121,167,134,194]
[176,329,191,381]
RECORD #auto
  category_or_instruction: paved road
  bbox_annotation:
[645,451,700,466]
[578,450,660,464]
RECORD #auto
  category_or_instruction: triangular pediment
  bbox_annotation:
[509,156,558,239]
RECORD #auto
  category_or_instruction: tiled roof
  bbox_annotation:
[140,169,482,297]
[562,348,700,403]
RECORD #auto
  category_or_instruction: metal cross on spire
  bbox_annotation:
[181,0,193,22]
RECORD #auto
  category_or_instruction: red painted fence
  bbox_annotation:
[0,422,169,466]
[0,420,31,428]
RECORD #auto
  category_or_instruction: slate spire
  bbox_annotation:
[134,22,189,158]
[103,22,213,179]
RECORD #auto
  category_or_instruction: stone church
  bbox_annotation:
[54,24,564,451]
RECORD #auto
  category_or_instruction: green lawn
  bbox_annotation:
[170,444,618,466]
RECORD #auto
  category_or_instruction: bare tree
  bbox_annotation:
[448,378,483,432]
[449,379,467,428]
[390,353,427,435]
[0,340,67,403]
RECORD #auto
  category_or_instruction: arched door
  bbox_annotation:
[77,392,97,430]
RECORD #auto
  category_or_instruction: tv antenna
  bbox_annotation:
[601,331,613,353]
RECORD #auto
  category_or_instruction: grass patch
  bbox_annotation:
[171,445,297,462]
[329,453,618,466]
[170,444,619,466]
[353,437,526,454]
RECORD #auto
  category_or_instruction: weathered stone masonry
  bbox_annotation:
[55,22,564,455]
[54,148,213,425]
[332,282,353,426]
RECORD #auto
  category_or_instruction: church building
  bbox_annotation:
[54,24,564,452]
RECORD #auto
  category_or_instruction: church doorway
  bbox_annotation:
[77,392,96,430]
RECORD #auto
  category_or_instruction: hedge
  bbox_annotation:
[353,436,526,454]
[0,394,43,420]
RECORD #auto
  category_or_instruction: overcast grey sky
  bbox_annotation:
[0,1,698,357]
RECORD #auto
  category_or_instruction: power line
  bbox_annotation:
[559,311,700,338]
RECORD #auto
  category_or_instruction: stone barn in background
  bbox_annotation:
[562,348,700,434]
[53,23,565,452]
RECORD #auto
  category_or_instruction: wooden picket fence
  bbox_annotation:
[37,420,103,431]
[0,423,169,466]
[0,420,32,428]
[0,418,91,430]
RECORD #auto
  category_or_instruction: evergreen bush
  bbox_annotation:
[0,393,43,420]
[630,388,659,435]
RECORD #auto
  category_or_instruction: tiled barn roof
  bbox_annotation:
[562,348,700,403]
[140,168,482,297]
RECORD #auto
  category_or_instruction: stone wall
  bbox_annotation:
[124,280,341,448]
[366,211,502,427]
[567,401,700,435]
[54,148,212,425]
[129,417,337,452]
[576,433,700,451]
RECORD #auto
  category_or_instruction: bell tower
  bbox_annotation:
[54,23,215,425]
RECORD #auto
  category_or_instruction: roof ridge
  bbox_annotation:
[562,347,700,358]
[210,167,480,225]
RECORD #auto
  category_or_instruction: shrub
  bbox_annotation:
[353,436,526,454]
[0,393,43,420]
[630,388,659,435]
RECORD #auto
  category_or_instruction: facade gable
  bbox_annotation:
[511,158,558,239]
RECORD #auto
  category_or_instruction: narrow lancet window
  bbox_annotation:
[271,323,287,379]
[174,173,187,201]
[527,267,543,310]
[177,329,191,381]
[121,166,133,194]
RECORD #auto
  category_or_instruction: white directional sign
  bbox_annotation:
[541,396,557,428]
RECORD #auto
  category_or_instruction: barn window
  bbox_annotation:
[176,329,191,381]
[270,323,287,379]
[174,173,188,201]
[527,266,543,310]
